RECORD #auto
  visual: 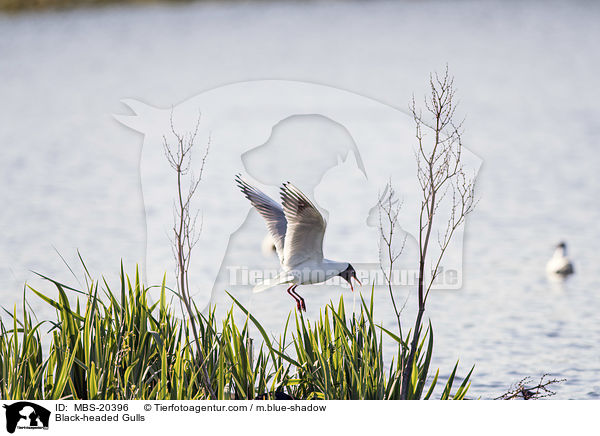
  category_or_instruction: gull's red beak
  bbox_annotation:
[350,274,361,292]
[340,264,360,292]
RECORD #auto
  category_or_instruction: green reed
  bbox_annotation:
[0,265,472,400]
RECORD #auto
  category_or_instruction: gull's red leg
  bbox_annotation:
[290,285,306,312]
[287,284,302,310]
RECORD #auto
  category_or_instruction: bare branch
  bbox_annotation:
[162,110,215,399]
[377,182,407,334]
[400,66,477,399]
[494,374,566,400]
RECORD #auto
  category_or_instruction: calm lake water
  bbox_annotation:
[1,0,599,399]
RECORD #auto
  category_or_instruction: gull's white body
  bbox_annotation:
[258,259,350,292]
[546,244,574,276]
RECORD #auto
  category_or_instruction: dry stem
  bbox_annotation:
[162,112,215,399]
[494,374,566,400]
[400,66,476,399]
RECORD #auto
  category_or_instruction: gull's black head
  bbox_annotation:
[338,263,361,292]
[556,241,568,256]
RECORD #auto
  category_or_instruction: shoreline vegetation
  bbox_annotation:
[0,0,211,13]
[0,265,473,400]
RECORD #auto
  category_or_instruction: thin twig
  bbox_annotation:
[494,374,566,400]
[400,66,476,399]
[162,110,215,399]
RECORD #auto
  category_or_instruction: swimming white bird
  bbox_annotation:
[546,241,574,276]
[236,174,360,311]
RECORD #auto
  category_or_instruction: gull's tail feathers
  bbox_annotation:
[253,273,294,293]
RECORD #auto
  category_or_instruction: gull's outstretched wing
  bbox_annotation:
[280,182,327,268]
[236,174,287,260]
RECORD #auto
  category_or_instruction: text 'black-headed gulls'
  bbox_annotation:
[236,174,360,311]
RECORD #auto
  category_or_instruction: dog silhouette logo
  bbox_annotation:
[2,402,50,433]
[115,80,481,311]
